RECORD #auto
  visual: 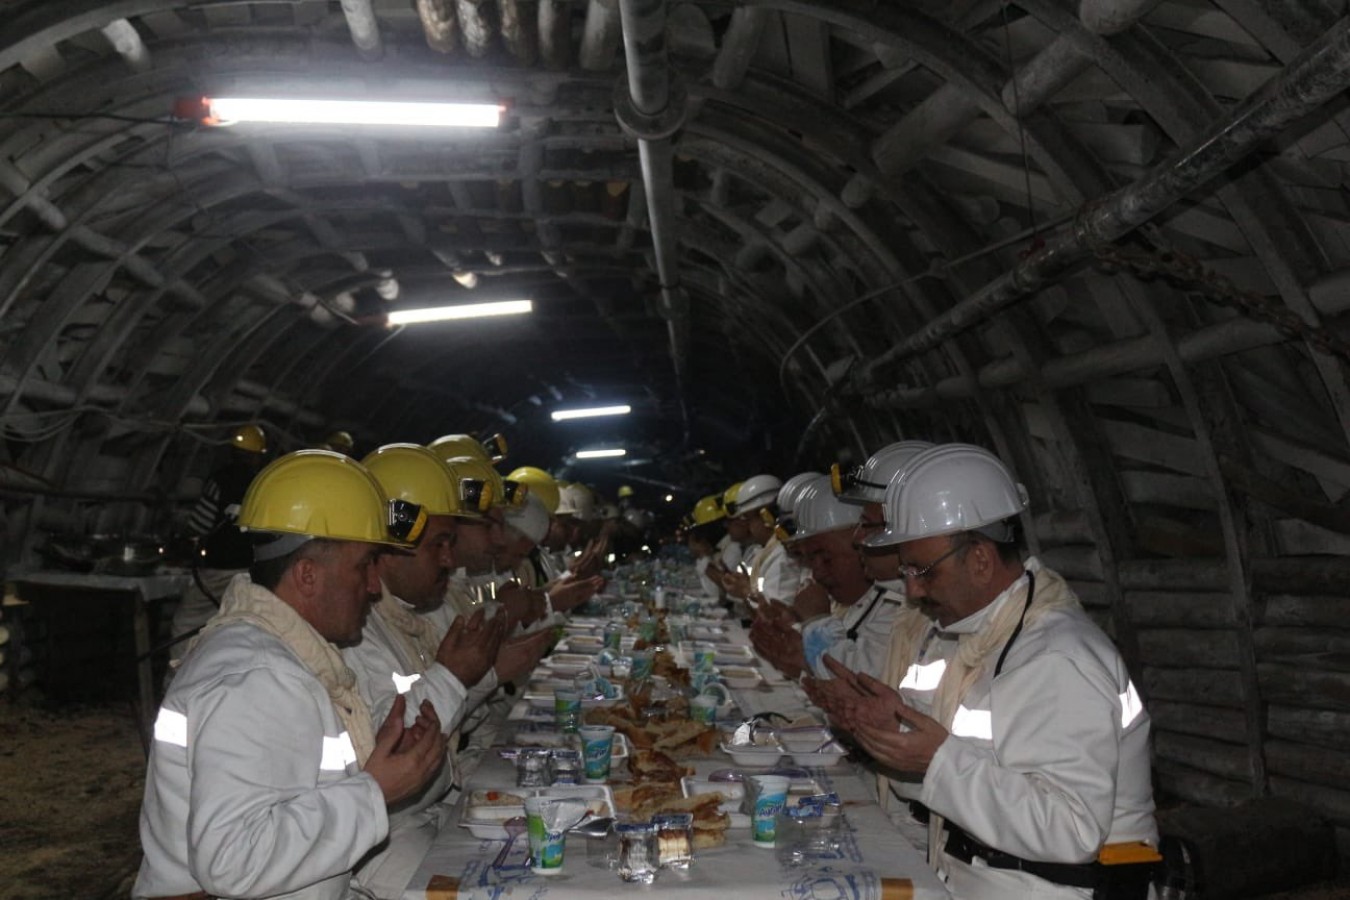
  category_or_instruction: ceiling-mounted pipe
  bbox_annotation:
[615,0,691,439]
[852,14,1350,390]
[339,0,383,60]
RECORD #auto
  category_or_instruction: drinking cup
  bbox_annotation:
[578,724,616,782]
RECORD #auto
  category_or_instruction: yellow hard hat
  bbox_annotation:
[362,443,474,517]
[231,424,267,454]
[428,433,490,463]
[617,485,635,499]
[238,450,425,553]
[508,466,561,514]
[323,430,355,454]
[691,494,726,526]
[722,482,743,511]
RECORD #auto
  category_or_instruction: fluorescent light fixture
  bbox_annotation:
[551,404,632,422]
[664,494,674,503]
[575,448,627,460]
[387,299,532,325]
[206,97,502,128]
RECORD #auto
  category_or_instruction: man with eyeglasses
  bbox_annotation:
[826,443,1158,900]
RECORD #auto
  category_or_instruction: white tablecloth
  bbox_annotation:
[401,621,948,900]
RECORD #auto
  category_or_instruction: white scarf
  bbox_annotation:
[191,574,377,764]
[925,560,1080,866]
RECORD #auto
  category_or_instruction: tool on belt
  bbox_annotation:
[941,818,1163,900]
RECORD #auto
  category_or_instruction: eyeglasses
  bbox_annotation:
[898,539,969,581]
[829,462,887,497]
[459,478,496,513]
[387,499,428,544]
[502,478,529,507]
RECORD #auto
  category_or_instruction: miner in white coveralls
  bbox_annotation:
[834,444,1159,900]
[134,450,447,900]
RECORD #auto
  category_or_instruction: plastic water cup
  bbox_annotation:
[554,689,582,733]
[690,642,717,672]
[748,775,790,848]
[690,694,718,725]
[578,724,616,782]
[524,797,570,874]
[630,649,655,681]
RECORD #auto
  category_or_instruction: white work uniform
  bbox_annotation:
[805,586,905,680]
[694,555,720,599]
[748,536,801,602]
[342,590,471,897]
[884,608,959,854]
[135,622,387,900]
[921,561,1157,900]
[717,533,743,573]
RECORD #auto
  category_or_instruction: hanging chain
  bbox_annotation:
[1089,242,1350,362]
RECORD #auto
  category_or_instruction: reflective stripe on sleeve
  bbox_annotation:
[898,659,947,692]
[950,705,993,740]
[154,708,189,747]
[320,732,358,771]
[1120,680,1144,729]
[391,671,422,694]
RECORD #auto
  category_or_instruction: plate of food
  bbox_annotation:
[718,666,764,690]
[719,730,784,766]
[680,777,750,827]
[509,726,631,761]
[460,785,615,840]
[557,635,605,653]
[540,652,598,673]
[712,645,756,666]
[524,684,626,710]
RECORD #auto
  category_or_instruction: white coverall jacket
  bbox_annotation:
[134,622,388,900]
[804,586,905,680]
[921,560,1157,900]
[716,534,743,573]
[342,590,472,896]
[747,537,801,602]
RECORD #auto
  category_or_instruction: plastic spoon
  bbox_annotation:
[492,816,527,869]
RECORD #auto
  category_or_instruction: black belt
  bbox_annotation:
[908,801,930,825]
[942,822,1099,890]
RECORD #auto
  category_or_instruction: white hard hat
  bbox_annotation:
[864,444,1029,548]
[834,440,934,505]
[729,473,782,516]
[777,472,823,516]
[599,502,620,520]
[556,482,598,521]
[505,494,550,544]
[789,477,862,542]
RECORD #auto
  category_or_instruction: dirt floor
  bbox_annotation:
[0,701,145,899]
[3,697,1350,900]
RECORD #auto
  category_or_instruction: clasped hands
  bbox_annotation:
[806,654,948,775]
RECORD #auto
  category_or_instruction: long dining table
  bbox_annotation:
[400,614,950,900]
